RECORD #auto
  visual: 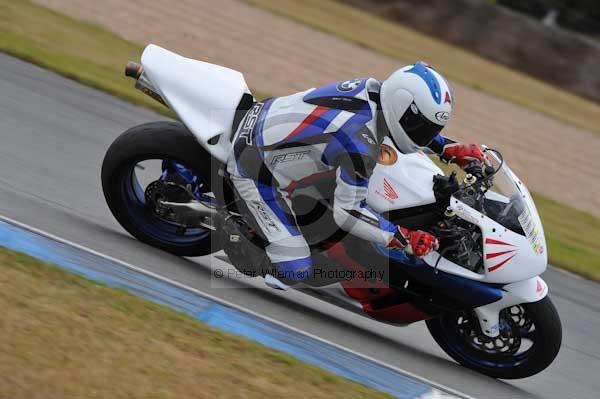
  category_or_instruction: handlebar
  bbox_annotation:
[464,162,485,180]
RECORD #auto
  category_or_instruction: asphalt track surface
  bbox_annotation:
[1,53,599,398]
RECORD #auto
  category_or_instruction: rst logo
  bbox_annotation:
[237,102,264,145]
[270,150,311,166]
[252,201,280,233]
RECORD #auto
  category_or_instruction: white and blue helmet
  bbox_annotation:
[380,62,453,153]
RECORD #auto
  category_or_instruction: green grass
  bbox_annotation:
[533,194,600,281]
[0,0,169,116]
[245,0,600,135]
[0,0,598,281]
[0,247,390,398]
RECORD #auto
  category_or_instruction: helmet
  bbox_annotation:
[380,62,453,153]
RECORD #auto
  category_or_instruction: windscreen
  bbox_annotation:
[453,152,528,236]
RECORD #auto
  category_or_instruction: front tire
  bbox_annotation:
[426,296,562,379]
[101,121,221,256]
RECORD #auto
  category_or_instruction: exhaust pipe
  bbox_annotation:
[124,61,167,107]
[125,61,144,79]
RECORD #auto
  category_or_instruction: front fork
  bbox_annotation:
[474,276,548,337]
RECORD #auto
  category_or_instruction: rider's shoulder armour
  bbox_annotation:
[303,78,381,113]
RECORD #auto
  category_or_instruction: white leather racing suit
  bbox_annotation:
[226,77,450,282]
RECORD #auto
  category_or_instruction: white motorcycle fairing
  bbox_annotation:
[367,137,547,283]
[140,44,251,163]
[474,276,548,336]
[367,140,441,211]
[366,138,549,337]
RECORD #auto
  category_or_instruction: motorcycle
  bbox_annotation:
[101,44,562,379]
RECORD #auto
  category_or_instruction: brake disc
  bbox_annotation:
[456,309,522,355]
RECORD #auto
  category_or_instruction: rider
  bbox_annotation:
[227,62,487,289]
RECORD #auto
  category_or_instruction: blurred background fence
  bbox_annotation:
[343,0,600,102]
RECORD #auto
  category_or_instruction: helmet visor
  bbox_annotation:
[399,103,443,147]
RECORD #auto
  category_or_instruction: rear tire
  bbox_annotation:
[426,296,562,379]
[101,121,222,256]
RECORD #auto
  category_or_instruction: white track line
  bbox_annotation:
[0,213,472,399]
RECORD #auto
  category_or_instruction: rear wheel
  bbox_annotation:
[101,121,222,256]
[426,296,562,379]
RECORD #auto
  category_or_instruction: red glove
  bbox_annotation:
[387,227,439,258]
[441,143,488,168]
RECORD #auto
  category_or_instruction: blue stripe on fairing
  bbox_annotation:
[374,243,504,307]
[406,62,442,105]
[0,220,462,399]
[273,256,313,281]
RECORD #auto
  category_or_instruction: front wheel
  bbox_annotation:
[426,296,562,379]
